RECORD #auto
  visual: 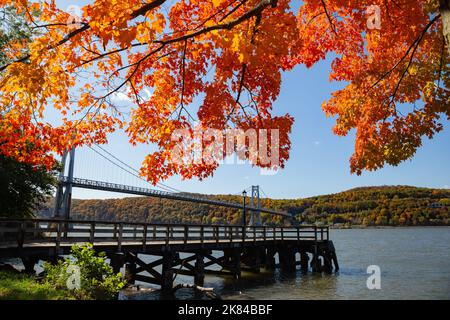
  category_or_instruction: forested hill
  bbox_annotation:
[40,186,450,227]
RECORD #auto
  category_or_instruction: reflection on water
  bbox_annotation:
[121,227,450,300]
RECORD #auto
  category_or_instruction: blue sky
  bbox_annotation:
[53,1,450,200]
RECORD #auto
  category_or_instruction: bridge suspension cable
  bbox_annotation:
[93,145,183,194]
[86,146,174,194]
[58,146,293,218]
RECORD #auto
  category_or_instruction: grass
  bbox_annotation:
[0,270,70,300]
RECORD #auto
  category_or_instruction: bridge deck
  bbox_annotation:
[60,177,291,217]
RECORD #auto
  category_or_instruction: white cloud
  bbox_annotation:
[142,88,152,101]
[260,168,279,176]
[111,91,131,103]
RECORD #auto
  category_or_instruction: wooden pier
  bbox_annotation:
[0,218,339,295]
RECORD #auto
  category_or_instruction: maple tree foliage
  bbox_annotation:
[0,0,448,184]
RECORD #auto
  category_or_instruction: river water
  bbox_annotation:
[121,227,450,300]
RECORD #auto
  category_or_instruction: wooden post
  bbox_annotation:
[232,249,241,280]
[279,247,296,273]
[165,226,169,245]
[194,251,205,287]
[56,221,61,255]
[33,221,39,239]
[300,251,309,272]
[323,250,333,273]
[161,252,174,295]
[263,226,267,244]
[184,225,188,244]
[200,225,204,244]
[124,262,136,284]
[17,222,25,249]
[311,244,321,273]
[22,257,37,274]
[90,222,95,243]
[110,252,125,274]
[328,240,339,272]
[118,223,123,252]
[142,224,147,251]
[215,226,219,244]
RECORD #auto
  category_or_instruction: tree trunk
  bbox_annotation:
[441,0,450,53]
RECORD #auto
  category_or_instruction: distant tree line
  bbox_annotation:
[39,186,449,227]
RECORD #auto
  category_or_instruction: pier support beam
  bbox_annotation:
[311,245,323,273]
[109,252,125,274]
[300,251,309,272]
[264,247,276,270]
[22,257,38,274]
[241,247,263,273]
[223,248,241,279]
[194,251,205,287]
[161,252,175,295]
[279,247,296,272]
[124,261,136,285]
[322,250,333,273]
[328,241,339,272]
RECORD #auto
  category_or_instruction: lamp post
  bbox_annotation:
[242,190,247,240]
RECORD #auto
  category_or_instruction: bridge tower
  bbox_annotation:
[249,185,262,226]
[53,148,75,220]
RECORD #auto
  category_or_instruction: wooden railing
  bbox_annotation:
[0,218,329,250]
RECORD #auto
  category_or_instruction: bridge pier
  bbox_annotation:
[124,260,136,285]
[241,247,264,273]
[311,244,322,272]
[161,251,175,295]
[279,246,296,273]
[194,251,205,287]
[21,257,38,274]
[300,251,309,272]
[222,248,241,279]
[264,247,276,270]
[109,252,125,274]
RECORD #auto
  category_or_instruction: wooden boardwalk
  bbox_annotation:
[0,218,339,294]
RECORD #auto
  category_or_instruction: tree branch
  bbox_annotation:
[0,0,167,72]
[320,0,337,35]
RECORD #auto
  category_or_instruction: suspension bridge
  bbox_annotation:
[53,145,292,223]
[0,145,339,296]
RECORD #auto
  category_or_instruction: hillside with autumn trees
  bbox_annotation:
[39,186,450,227]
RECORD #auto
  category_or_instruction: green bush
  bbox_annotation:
[43,243,125,300]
